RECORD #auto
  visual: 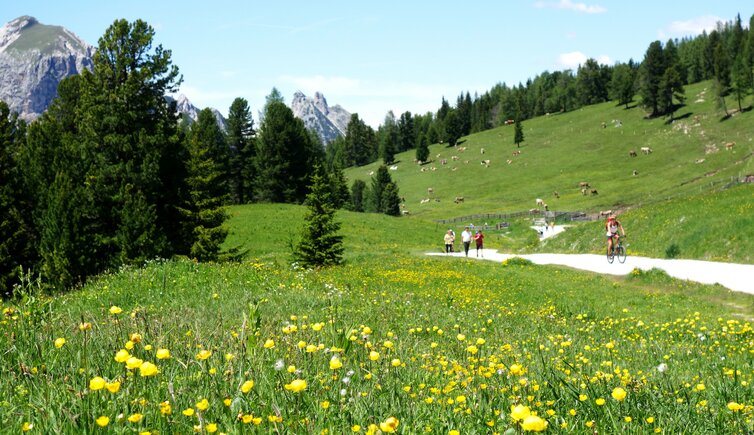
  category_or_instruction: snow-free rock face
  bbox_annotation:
[168,93,227,131]
[291,91,351,145]
[0,16,94,122]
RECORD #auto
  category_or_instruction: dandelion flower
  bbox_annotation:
[206,423,218,433]
[728,402,744,412]
[160,401,172,415]
[109,306,122,315]
[351,425,361,432]
[21,422,33,432]
[127,413,143,423]
[54,337,66,348]
[182,408,195,416]
[156,348,171,359]
[196,398,209,411]
[595,398,606,406]
[96,416,110,427]
[89,376,106,391]
[391,358,401,367]
[369,351,380,361]
[263,339,275,349]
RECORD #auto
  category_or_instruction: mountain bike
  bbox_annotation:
[607,236,627,264]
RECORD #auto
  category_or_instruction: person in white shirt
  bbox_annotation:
[461,227,473,257]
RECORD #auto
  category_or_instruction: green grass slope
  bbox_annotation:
[346,81,753,221]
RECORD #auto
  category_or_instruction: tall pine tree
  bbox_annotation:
[226,97,255,204]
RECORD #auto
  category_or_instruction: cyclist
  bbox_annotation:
[605,214,625,255]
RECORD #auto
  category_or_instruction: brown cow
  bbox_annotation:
[629,150,637,157]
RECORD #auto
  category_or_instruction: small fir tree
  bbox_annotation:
[381,182,402,216]
[294,168,344,267]
[514,119,524,148]
[349,179,366,212]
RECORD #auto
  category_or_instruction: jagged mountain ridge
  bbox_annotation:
[291,91,351,145]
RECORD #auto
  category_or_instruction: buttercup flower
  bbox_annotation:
[330,356,343,370]
[54,337,66,348]
[196,350,212,360]
[241,380,255,393]
[156,348,171,359]
[127,413,143,423]
[89,376,106,391]
[105,381,121,393]
[369,351,380,361]
[96,416,110,427]
[284,379,307,393]
[521,415,548,432]
[109,306,122,315]
[114,350,130,363]
[510,404,531,422]
[139,361,159,377]
[612,387,627,401]
[379,417,399,433]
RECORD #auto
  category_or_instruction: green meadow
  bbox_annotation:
[2,80,754,434]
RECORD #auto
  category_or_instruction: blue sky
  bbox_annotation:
[2,1,751,127]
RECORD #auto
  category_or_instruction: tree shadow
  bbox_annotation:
[623,103,638,110]
[665,112,693,124]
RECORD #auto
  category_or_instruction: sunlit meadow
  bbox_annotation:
[3,251,754,433]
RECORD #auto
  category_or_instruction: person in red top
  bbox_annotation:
[605,215,625,255]
[474,230,484,257]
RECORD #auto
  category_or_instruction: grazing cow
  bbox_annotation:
[629,150,637,157]
[402,210,410,216]
[599,210,613,217]
[480,148,485,154]
[481,159,491,167]
[536,198,545,206]
[420,167,428,172]
[454,196,464,204]
[695,158,705,164]
[451,155,459,161]
[591,189,599,195]
[725,142,736,150]
[641,147,652,154]
[512,150,521,156]
[420,198,430,204]
[506,159,513,164]
[553,191,560,199]
[457,146,466,152]
[581,188,588,196]
[601,122,607,128]
[579,181,590,188]
[389,165,398,170]
[632,170,638,176]
[441,159,448,165]
[431,167,437,171]
[427,187,434,196]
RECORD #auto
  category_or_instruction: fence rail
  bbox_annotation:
[435,210,594,226]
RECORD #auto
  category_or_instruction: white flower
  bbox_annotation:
[274,359,285,371]
[657,363,668,373]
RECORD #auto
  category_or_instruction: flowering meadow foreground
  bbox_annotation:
[3,256,754,434]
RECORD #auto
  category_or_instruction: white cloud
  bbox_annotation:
[660,15,723,38]
[556,51,612,69]
[557,51,587,69]
[534,0,607,14]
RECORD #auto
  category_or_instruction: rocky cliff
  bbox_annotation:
[291,91,351,145]
[0,16,94,122]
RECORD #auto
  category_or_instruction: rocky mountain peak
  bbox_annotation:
[0,15,94,121]
[290,91,351,145]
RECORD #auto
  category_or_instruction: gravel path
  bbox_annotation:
[426,249,754,295]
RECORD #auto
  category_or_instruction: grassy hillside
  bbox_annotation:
[345,81,753,221]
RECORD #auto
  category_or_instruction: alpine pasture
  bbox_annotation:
[3,79,754,434]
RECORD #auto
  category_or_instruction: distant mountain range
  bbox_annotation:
[0,16,350,144]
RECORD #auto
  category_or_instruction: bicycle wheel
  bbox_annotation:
[607,248,615,264]
[617,245,627,263]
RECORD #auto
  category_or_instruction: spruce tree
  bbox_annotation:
[349,179,366,212]
[328,164,350,209]
[255,93,322,203]
[0,102,34,296]
[640,41,665,117]
[415,133,429,163]
[610,63,636,108]
[181,108,229,261]
[381,182,401,216]
[294,167,344,268]
[226,97,255,204]
[514,119,524,148]
[370,165,392,212]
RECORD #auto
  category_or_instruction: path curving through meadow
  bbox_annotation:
[426,249,754,295]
